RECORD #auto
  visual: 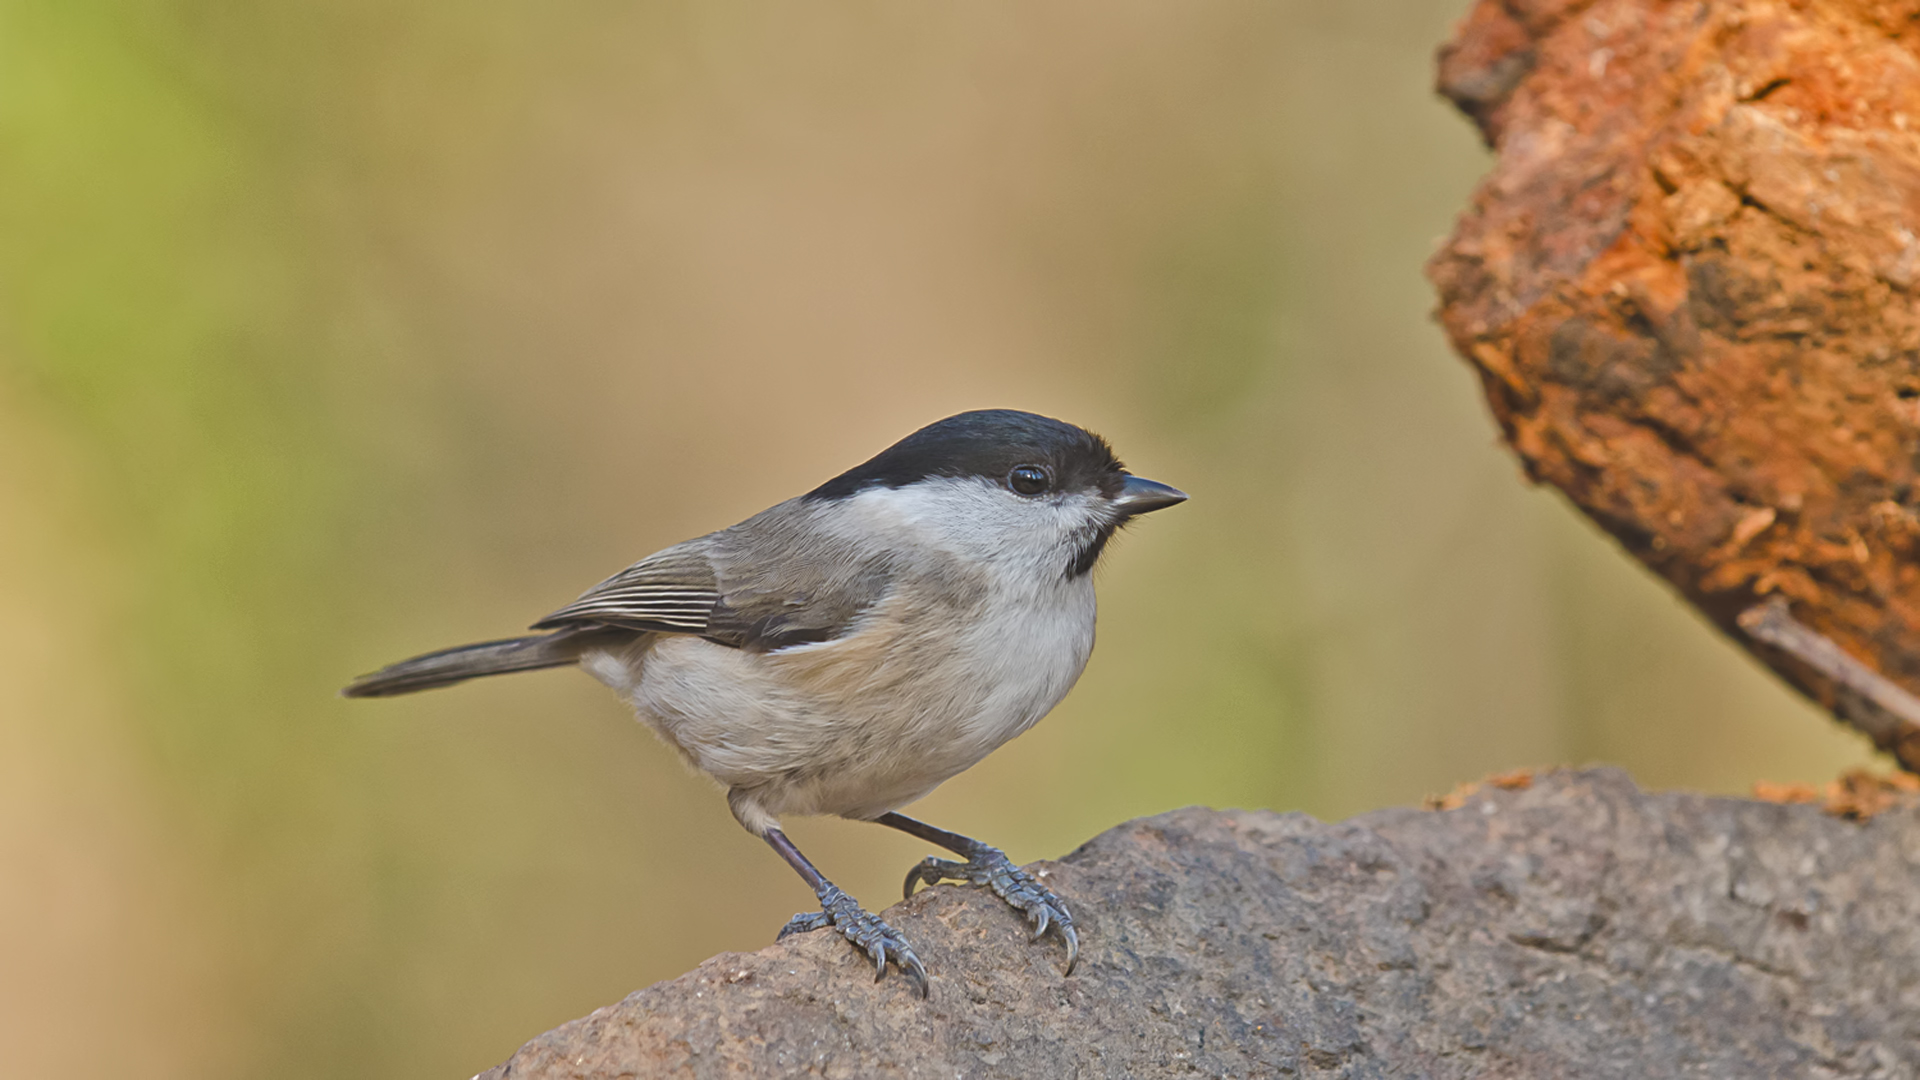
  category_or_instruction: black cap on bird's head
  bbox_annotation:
[806,409,1188,519]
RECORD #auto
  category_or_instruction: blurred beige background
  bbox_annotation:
[0,2,1876,1077]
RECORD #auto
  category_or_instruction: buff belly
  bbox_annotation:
[579,579,1097,835]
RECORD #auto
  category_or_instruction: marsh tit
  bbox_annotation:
[344,409,1187,997]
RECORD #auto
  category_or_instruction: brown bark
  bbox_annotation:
[480,770,1920,1078]
[1429,0,1920,770]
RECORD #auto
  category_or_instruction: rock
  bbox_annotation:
[1428,0,1920,767]
[480,768,1920,1078]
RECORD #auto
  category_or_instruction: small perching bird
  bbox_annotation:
[344,409,1187,996]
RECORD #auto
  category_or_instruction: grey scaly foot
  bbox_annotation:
[904,845,1078,974]
[778,882,930,998]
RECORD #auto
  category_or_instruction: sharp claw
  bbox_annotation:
[796,888,930,997]
[904,856,970,900]
[905,955,931,999]
[899,843,1081,977]
[902,864,927,900]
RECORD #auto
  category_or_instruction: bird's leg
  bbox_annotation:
[763,827,929,998]
[878,812,1078,974]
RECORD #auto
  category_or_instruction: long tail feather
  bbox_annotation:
[342,631,605,698]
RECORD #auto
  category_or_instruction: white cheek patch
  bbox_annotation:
[832,479,1108,582]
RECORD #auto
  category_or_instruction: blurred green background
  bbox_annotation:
[0,2,1877,1077]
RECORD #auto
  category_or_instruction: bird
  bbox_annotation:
[343,408,1187,997]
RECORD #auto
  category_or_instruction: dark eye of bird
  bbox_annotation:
[1008,464,1051,496]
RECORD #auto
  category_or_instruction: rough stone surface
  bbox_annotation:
[480,769,1920,1078]
[1428,0,1920,767]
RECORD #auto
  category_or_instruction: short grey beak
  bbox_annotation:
[1113,474,1189,517]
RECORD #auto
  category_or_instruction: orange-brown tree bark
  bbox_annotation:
[1429,0,1920,769]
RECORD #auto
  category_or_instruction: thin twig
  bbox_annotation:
[1738,597,1920,771]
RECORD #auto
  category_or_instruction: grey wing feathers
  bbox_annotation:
[532,542,721,633]
[530,501,897,651]
[701,505,896,651]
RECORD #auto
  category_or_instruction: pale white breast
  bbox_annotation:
[934,569,1095,765]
